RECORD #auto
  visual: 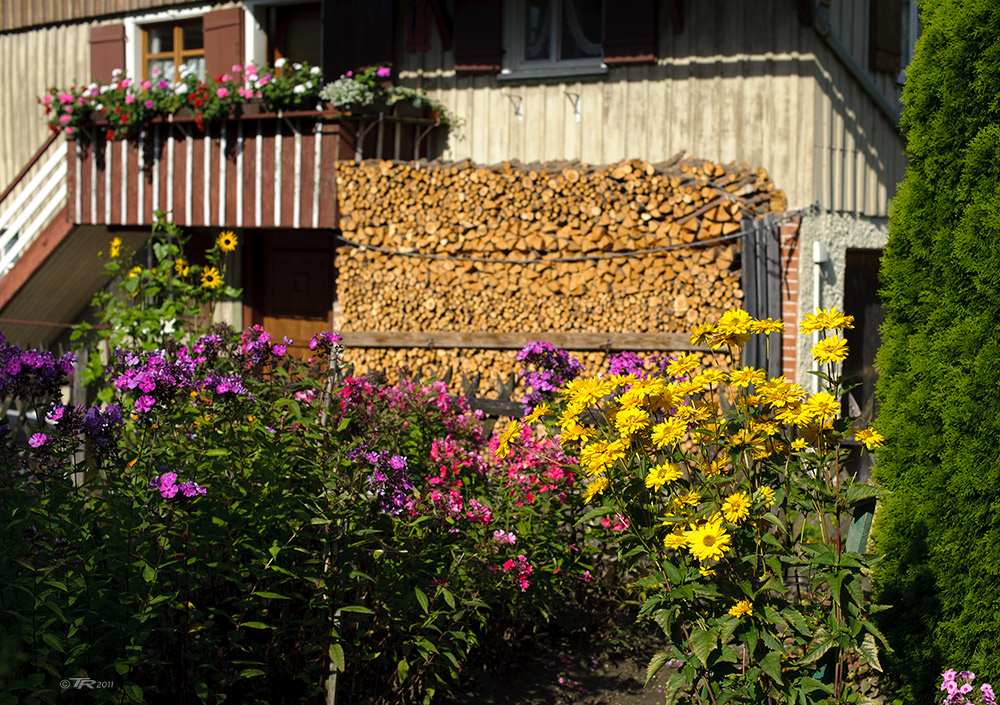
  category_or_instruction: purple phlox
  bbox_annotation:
[150,471,207,500]
[28,433,47,448]
[607,351,647,378]
[0,340,75,400]
[309,330,342,352]
[362,450,414,515]
[81,404,123,449]
[516,341,584,407]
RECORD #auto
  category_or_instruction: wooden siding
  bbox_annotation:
[0,1,225,33]
[397,0,905,217]
[0,20,95,198]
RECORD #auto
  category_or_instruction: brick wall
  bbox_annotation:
[779,216,800,380]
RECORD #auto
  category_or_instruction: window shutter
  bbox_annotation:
[321,0,394,79]
[603,0,658,65]
[869,0,902,73]
[89,24,126,83]
[203,8,244,81]
[453,0,503,75]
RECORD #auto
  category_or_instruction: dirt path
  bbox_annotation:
[447,630,675,705]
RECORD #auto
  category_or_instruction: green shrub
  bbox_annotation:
[872,1,1000,701]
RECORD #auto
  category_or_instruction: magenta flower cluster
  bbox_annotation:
[150,471,207,500]
[501,554,533,592]
[940,669,996,705]
[0,333,76,400]
[515,341,584,408]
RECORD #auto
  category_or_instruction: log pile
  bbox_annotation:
[335,155,780,391]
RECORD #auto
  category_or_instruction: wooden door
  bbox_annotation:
[247,230,335,358]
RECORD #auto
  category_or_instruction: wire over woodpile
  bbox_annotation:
[334,154,783,389]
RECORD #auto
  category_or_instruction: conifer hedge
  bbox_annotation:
[873,1,1000,701]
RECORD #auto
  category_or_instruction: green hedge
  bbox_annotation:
[872,1,1000,701]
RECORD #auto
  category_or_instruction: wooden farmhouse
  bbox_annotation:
[0,0,912,413]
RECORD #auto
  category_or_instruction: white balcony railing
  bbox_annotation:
[0,135,69,277]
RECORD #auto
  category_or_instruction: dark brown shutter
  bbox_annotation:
[321,0,394,79]
[89,24,126,83]
[453,0,503,75]
[603,0,658,65]
[203,8,244,81]
[869,0,902,73]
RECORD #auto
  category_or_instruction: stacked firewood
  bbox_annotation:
[334,155,780,388]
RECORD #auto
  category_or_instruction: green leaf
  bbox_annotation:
[122,682,144,702]
[396,658,410,684]
[782,608,811,636]
[338,605,374,614]
[415,587,429,614]
[845,482,887,506]
[237,669,266,679]
[240,621,273,630]
[204,448,229,457]
[720,615,739,644]
[142,563,156,583]
[329,644,345,672]
[801,628,836,665]
[858,633,882,672]
[646,649,672,684]
[761,650,783,685]
[798,677,834,695]
[664,671,689,705]
[440,588,456,609]
[689,629,715,668]
[255,591,291,600]
[574,505,615,526]
[654,608,674,635]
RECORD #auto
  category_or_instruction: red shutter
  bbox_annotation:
[203,8,244,81]
[453,0,502,75]
[869,0,902,73]
[321,0,394,79]
[603,0,658,65]
[89,24,126,83]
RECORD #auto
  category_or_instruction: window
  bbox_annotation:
[505,0,604,76]
[263,2,321,67]
[141,19,206,81]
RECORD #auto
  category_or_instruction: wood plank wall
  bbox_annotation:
[0,1,223,32]
[395,0,906,217]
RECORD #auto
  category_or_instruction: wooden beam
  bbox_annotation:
[338,330,706,352]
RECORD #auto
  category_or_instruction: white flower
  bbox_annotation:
[96,103,104,110]
[88,82,98,91]
[293,62,302,70]
[175,84,188,95]
[275,58,287,68]
[293,84,305,94]
[305,81,313,89]
[111,68,123,77]
[162,318,176,334]
[100,85,110,94]
[309,66,321,75]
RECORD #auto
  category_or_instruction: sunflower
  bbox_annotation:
[216,230,238,252]
[685,518,731,562]
[109,237,122,258]
[174,257,189,276]
[201,266,223,288]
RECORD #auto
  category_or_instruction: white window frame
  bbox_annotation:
[123,4,219,81]
[243,0,322,70]
[500,0,607,81]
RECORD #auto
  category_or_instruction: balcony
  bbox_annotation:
[0,109,444,347]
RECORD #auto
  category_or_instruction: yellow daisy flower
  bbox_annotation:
[801,306,855,334]
[582,476,610,503]
[854,427,885,450]
[216,230,238,252]
[174,257,190,276]
[721,491,751,524]
[684,518,731,562]
[714,309,754,347]
[802,391,840,420]
[651,416,687,447]
[811,336,849,364]
[615,406,650,437]
[128,266,142,278]
[645,462,682,491]
[729,366,767,389]
[757,486,776,508]
[791,437,808,450]
[524,403,551,425]
[729,600,753,618]
[495,420,522,459]
[109,237,122,258]
[663,532,687,550]
[750,317,784,335]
